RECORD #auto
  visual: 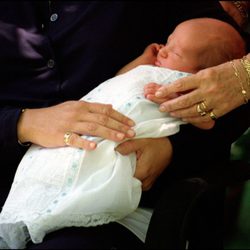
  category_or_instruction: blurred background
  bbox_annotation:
[224,127,250,249]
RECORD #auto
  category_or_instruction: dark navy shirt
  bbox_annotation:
[1,1,248,191]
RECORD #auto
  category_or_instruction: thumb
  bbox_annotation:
[115,140,140,155]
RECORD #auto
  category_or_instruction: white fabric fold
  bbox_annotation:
[0,65,189,249]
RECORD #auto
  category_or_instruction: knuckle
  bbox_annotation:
[64,100,75,106]
[175,81,184,91]
[117,124,126,132]
[67,100,80,109]
[207,85,217,95]
[86,122,98,132]
[64,101,82,118]
[205,67,216,77]
[102,104,113,115]
[119,115,128,124]
[98,114,109,125]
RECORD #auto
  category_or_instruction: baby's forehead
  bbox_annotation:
[172,21,204,43]
[173,23,203,45]
[177,17,238,38]
[175,19,226,46]
[176,19,208,34]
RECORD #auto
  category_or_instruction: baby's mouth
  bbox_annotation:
[155,60,161,66]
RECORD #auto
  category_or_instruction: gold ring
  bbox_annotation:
[209,111,217,121]
[63,132,72,146]
[196,103,206,116]
[200,101,208,112]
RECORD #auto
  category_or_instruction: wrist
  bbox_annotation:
[239,57,250,99]
[17,109,31,146]
[230,59,250,103]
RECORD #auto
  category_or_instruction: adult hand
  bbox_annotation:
[115,137,172,191]
[151,61,249,127]
[144,82,214,130]
[17,100,135,150]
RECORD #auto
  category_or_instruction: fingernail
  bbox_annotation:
[159,105,166,112]
[155,91,163,97]
[116,133,125,140]
[128,120,135,126]
[127,129,135,137]
[89,142,96,149]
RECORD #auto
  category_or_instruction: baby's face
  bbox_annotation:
[155,21,205,73]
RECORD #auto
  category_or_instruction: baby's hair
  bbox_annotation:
[202,32,246,68]
[194,18,246,70]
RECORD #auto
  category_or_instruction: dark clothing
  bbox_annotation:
[27,222,145,250]
[0,0,243,187]
[0,1,249,249]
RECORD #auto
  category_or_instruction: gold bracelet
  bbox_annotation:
[240,56,250,87]
[18,109,31,147]
[230,60,249,104]
[18,140,31,147]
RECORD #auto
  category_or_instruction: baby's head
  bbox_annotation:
[155,18,246,73]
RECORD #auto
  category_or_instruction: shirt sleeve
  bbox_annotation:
[0,108,29,186]
[0,108,22,149]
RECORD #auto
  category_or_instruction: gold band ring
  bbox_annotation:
[209,111,217,121]
[200,101,208,112]
[196,103,207,116]
[63,132,73,146]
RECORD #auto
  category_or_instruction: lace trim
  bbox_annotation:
[0,211,123,249]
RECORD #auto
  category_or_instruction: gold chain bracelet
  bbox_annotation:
[240,56,250,87]
[230,60,249,104]
[18,108,31,147]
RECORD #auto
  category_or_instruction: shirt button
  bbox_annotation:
[50,13,58,22]
[41,23,45,29]
[47,59,55,68]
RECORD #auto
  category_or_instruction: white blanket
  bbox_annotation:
[0,65,189,249]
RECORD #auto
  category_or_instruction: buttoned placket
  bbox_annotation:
[47,0,57,70]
